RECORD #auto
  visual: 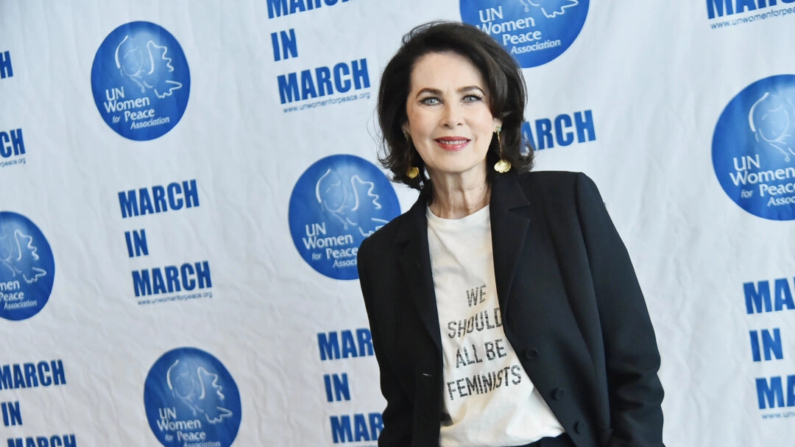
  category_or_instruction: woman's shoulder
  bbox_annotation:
[359,204,414,252]
[508,170,605,213]
[513,170,589,196]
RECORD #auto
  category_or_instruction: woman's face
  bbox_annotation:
[404,52,501,181]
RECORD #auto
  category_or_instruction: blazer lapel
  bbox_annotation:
[395,195,442,353]
[490,174,533,314]
[392,175,533,354]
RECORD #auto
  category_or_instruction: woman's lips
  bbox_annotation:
[434,137,471,151]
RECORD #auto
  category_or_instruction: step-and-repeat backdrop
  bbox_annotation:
[1,1,794,446]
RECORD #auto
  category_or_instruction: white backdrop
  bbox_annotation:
[1,1,794,446]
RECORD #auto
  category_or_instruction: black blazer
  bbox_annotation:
[357,171,664,447]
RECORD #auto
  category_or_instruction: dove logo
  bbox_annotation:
[0,212,55,321]
[288,155,400,280]
[712,75,795,220]
[91,21,190,141]
[460,0,589,68]
[144,348,241,447]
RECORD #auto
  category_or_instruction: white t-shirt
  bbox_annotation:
[426,206,564,447]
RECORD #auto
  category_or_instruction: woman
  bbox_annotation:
[357,22,664,447]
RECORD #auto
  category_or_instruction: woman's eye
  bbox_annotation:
[463,95,483,102]
[420,97,441,105]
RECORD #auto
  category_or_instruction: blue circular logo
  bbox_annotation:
[288,155,400,280]
[144,348,241,447]
[713,75,795,221]
[460,0,589,68]
[91,21,190,141]
[0,212,55,321]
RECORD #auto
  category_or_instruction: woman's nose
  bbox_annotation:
[441,103,464,128]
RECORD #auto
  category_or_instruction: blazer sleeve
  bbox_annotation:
[357,238,414,447]
[574,173,665,447]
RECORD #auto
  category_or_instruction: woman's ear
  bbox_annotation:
[493,118,503,132]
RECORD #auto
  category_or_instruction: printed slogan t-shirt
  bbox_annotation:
[426,206,564,446]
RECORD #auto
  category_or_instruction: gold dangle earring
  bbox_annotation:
[404,131,419,179]
[493,126,511,173]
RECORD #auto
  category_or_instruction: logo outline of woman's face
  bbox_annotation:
[750,92,795,162]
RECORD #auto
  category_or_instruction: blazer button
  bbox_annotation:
[552,388,565,401]
[574,421,583,434]
[524,349,538,361]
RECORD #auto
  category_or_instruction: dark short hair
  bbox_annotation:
[377,21,532,193]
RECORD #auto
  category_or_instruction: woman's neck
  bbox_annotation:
[428,169,491,219]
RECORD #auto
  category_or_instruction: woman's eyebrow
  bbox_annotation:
[458,86,485,94]
[415,86,485,97]
[416,88,442,97]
